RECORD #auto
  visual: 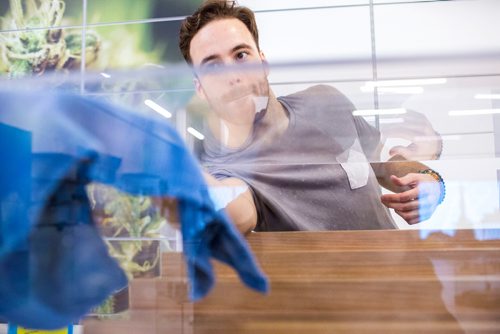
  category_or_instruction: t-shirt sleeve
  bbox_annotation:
[292,84,383,162]
[353,115,382,162]
[318,84,382,161]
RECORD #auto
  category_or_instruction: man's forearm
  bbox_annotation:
[204,172,257,234]
[371,154,431,193]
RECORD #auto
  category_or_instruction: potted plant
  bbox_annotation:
[87,183,168,317]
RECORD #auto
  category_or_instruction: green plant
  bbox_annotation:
[87,183,168,316]
[87,183,168,280]
[0,0,100,77]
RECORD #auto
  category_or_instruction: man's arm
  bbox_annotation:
[371,155,443,225]
[204,173,257,234]
[380,110,443,161]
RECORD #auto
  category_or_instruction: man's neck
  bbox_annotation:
[209,90,289,149]
[262,91,289,135]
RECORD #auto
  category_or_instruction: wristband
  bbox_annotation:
[419,168,446,204]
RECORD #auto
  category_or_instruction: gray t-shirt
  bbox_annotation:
[201,85,396,231]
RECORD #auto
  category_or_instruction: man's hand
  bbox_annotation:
[380,110,442,161]
[380,173,441,225]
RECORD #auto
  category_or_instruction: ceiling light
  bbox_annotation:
[353,108,407,116]
[449,109,500,116]
[365,78,446,88]
[144,99,172,119]
[379,118,404,124]
[474,94,500,100]
[187,127,205,140]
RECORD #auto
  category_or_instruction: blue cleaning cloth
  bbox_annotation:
[0,90,268,329]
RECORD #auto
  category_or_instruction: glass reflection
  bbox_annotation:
[0,0,499,331]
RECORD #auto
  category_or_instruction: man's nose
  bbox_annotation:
[225,66,242,86]
[228,76,241,86]
[218,60,243,86]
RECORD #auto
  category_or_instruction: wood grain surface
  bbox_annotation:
[83,229,500,333]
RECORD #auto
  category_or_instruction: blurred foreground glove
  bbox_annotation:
[0,90,268,329]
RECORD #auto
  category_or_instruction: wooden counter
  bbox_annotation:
[83,229,500,333]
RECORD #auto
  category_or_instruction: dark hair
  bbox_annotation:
[179,0,260,64]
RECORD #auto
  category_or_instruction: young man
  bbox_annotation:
[179,0,445,234]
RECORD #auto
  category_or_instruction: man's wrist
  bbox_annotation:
[419,168,446,204]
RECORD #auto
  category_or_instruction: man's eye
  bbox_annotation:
[236,51,249,61]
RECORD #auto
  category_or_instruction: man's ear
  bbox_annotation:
[260,51,269,76]
[194,77,207,100]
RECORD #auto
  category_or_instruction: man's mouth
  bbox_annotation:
[221,87,255,103]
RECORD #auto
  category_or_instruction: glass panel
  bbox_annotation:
[87,0,202,24]
[374,0,446,3]
[0,0,83,31]
[1,0,499,333]
[374,0,500,77]
[239,0,369,11]
[83,20,185,73]
[1,45,499,334]
[272,81,376,112]
[256,6,372,64]
[0,27,85,90]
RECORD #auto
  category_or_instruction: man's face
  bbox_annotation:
[189,18,270,126]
